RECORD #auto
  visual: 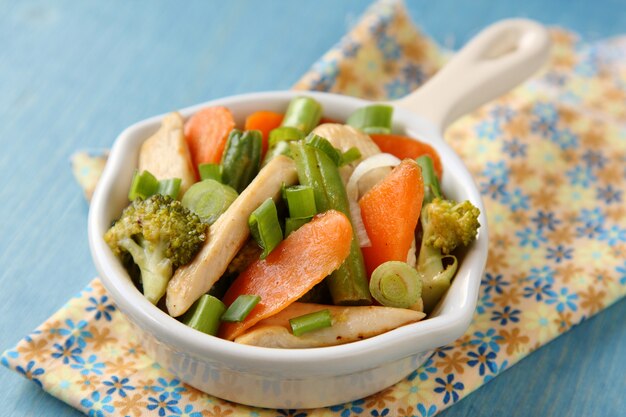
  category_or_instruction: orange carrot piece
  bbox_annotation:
[244,111,284,156]
[218,210,353,341]
[184,107,236,172]
[359,159,424,277]
[369,133,443,179]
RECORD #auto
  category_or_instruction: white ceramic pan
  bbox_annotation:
[89,19,550,409]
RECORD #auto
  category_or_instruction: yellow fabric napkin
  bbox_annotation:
[5,0,626,416]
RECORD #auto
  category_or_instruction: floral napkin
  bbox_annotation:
[4,0,626,416]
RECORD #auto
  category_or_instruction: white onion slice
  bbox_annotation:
[346,153,401,247]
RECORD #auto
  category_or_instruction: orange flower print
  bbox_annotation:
[113,393,147,417]
[17,338,49,362]
[435,351,467,374]
[579,285,606,315]
[202,405,234,417]
[498,328,530,356]
[365,386,396,408]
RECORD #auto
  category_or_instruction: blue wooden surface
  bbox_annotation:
[1,1,625,416]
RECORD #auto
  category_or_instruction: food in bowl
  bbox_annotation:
[103,95,480,348]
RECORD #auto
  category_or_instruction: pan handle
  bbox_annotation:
[393,19,551,132]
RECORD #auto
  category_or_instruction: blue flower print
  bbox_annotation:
[491,306,521,325]
[151,377,186,400]
[147,393,181,417]
[58,319,92,348]
[103,376,134,397]
[329,398,365,417]
[470,329,503,352]
[503,188,530,212]
[598,225,626,246]
[546,245,574,263]
[467,345,498,376]
[552,128,579,150]
[502,137,527,158]
[338,36,360,58]
[616,261,626,285]
[530,102,557,137]
[566,165,596,187]
[434,374,464,404]
[80,391,114,417]
[526,266,555,285]
[480,178,507,200]
[531,211,561,231]
[484,360,509,383]
[16,360,44,388]
[384,79,411,99]
[475,119,501,141]
[371,409,389,417]
[86,296,116,321]
[71,354,106,375]
[516,227,547,248]
[523,281,556,301]
[408,357,437,381]
[476,292,495,315]
[581,149,607,169]
[490,105,515,122]
[51,338,83,364]
[577,208,604,227]
[596,185,622,204]
[546,288,579,312]
[377,33,401,60]
[481,273,509,294]
[402,62,425,85]
[417,403,438,417]
[170,404,203,417]
[482,161,509,184]
[576,221,603,239]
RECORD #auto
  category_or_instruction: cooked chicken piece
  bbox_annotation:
[139,112,196,194]
[234,302,425,348]
[312,123,389,195]
[166,156,298,317]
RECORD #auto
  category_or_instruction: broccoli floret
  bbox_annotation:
[415,156,480,313]
[424,198,481,255]
[104,194,206,304]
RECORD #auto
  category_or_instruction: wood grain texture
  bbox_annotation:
[0,1,624,416]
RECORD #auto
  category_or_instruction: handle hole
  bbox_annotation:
[482,29,523,60]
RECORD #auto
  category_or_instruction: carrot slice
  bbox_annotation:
[218,210,353,341]
[369,133,443,179]
[359,159,424,277]
[244,111,284,156]
[184,107,236,172]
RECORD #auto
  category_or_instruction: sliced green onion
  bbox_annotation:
[285,216,312,236]
[281,96,323,134]
[304,134,342,166]
[284,185,317,218]
[289,309,332,336]
[416,155,442,203]
[346,104,394,134]
[221,294,261,322]
[268,126,305,147]
[128,170,159,201]
[157,178,181,199]
[249,198,283,259]
[339,147,362,167]
[198,163,222,182]
[181,179,238,224]
[261,140,291,167]
[369,261,422,308]
[181,294,226,336]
